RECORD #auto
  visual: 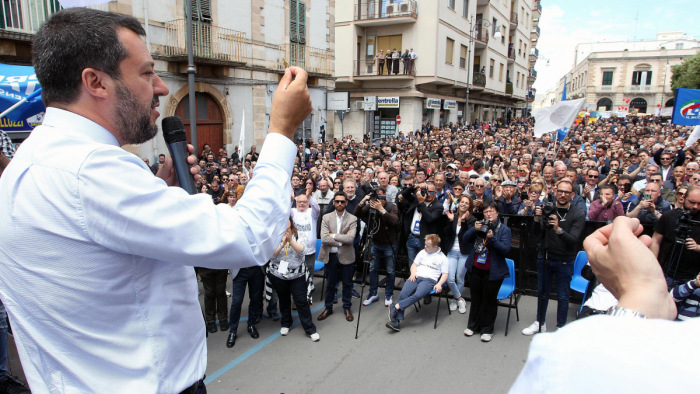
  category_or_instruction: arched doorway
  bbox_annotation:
[629,97,647,114]
[596,97,613,111]
[175,93,224,156]
[665,98,674,107]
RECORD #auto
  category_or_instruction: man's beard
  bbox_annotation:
[115,83,159,145]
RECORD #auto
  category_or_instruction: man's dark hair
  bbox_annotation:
[334,191,348,202]
[482,200,499,212]
[32,8,146,105]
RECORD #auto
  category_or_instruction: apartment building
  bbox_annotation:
[541,31,699,114]
[0,0,335,160]
[333,0,539,140]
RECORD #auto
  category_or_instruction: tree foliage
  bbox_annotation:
[671,52,700,93]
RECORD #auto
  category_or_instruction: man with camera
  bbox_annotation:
[355,187,399,306]
[523,180,586,335]
[626,178,671,226]
[650,186,700,285]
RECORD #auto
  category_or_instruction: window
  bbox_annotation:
[631,70,652,85]
[445,37,454,64]
[501,25,506,44]
[499,63,504,81]
[523,44,527,58]
[489,58,494,78]
[675,42,684,49]
[492,18,498,35]
[289,0,307,68]
[516,71,520,88]
[463,0,469,18]
[448,0,455,10]
[460,45,468,68]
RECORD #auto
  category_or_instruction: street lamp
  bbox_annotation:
[465,15,501,125]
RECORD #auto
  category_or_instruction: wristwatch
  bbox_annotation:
[606,306,647,319]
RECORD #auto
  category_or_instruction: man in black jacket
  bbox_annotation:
[355,187,399,306]
[397,182,446,267]
[522,179,585,335]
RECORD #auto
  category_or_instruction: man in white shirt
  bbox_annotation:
[0,8,311,393]
[292,193,320,274]
[387,234,448,331]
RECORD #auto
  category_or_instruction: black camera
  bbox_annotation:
[676,210,700,240]
[368,181,386,201]
[475,219,495,238]
[541,202,557,229]
[622,183,632,194]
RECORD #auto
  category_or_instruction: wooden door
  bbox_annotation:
[175,93,224,155]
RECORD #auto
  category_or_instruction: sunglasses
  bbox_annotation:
[588,175,599,178]
[452,187,464,191]
[333,200,347,204]
[474,185,485,188]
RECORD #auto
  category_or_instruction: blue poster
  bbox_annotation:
[672,88,700,126]
[0,63,45,131]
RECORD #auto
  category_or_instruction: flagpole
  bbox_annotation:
[0,89,42,120]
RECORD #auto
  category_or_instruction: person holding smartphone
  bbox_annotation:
[626,181,671,226]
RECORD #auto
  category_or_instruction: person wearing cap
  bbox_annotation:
[494,180,523,215]
[444,163,458,188]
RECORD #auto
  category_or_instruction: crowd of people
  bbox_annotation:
[189,114,700,344]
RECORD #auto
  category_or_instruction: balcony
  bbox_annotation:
[531,26,540,38]
[510,11,518,30]
[506,82,513,95]
[529,47,539,63]
[527,69,537,83]
[0,0,65,39]
[626,85,654,93]
[352,59,415,80]
[471,72,486,89]
[163,20,332,76]
[534,1,542,15]
[507,47,516,63]
[473,26,489,48]
[354,0,417,27]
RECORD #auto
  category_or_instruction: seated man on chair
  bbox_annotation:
[386,234,448,332]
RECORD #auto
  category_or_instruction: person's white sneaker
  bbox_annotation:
[463,328,474,337]
[384,297,393,307]
[449,299,458,311]
[521,321,546,336]
[480,333,493,342]
[363,294,379,306]
[226,291,231,297]
[280,327,290,336]
[310,332,320,342]
[457,298,467,314]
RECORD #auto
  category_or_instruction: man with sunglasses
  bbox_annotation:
[318,192,358,322]
[523,180,586,335]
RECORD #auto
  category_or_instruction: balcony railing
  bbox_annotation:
[354,0,417,22]
[508,48,516,61]
[535,1,542,14]
[506,82,513,95]
[164,19,247,63]
[352,59,415,77]
[510,11,518,28]
[163,20,332,76]
[474,27,489,45]
[529,69,537,78]
[472,72,486,88]
[532,26,540,36]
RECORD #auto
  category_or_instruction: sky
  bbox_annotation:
[533,0,699,96]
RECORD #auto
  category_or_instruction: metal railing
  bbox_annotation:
[535,1,542,14]
[474,27,489,44]
[353,59,415,77]
[354,0,417,21]
[163,20,332,76]
[529,69,537,78]
[530,48,539,58]
[0,0,61,33]
[472,72,486,87]
[506,82,513,95]
[510,11,518,26]
[532,26,540,36]
[508,47,516,60]
[164,19,247,63]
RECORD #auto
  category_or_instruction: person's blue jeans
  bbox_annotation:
[369,243,396,299]
[406,234,423,267]
[396,277,437,320]
[324,253,355,311]
[228,266,264,334]
[0,300,8,378]
[536,255,575,328]
[446,249,468,299]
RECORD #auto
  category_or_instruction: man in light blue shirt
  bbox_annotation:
[0,8,312,394]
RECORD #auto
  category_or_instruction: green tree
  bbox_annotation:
[671,52,700,93]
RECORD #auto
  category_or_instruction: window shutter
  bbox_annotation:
[290,0,298,43]
[298,2,306,44]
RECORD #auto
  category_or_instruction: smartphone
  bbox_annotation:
[615,168,623,175]
[520,191,528,201]
[644,192,651,201]
[622,183,632,194]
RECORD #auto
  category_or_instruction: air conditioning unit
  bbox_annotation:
[354,101,364,110]
[400,3,409,12]
[386,5,394,14]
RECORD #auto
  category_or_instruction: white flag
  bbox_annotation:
[686,125,700,148]
[532,98,586,138]
[59,0,111,7]
[238,110,246,156]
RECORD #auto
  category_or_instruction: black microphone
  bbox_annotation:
[162,116,197,195]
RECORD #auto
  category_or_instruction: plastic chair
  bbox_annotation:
[314,239,326,301]
[570,251,590,294]
[496,258,519,336]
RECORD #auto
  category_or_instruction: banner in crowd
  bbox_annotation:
[0,64,45,131]
[672,88,700,126]
[532,98,585,138]
[686,125,700,148]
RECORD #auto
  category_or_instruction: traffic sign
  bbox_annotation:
[396,115,401,125]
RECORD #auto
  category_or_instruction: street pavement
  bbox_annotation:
[201,275,578,394]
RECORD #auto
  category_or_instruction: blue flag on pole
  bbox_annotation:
[561,76,567,101]
[672,88,700,126]
[0,64,45,130]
